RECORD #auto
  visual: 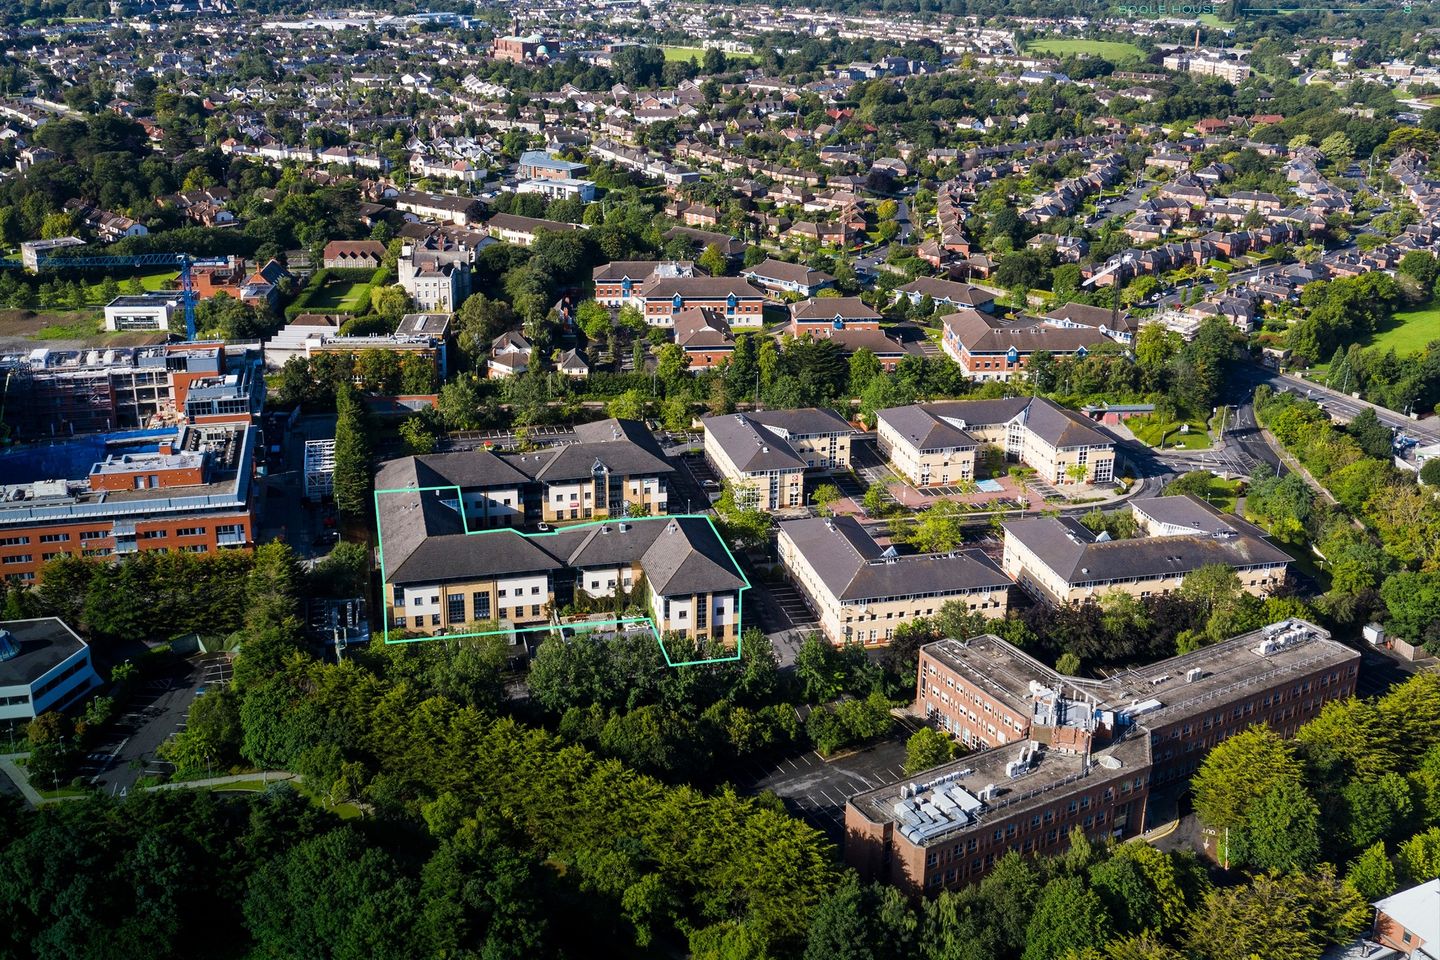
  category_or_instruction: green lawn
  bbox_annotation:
[1168,474,1243,511]
[661,45,758,64]
[1367,299,1440,355]
[1023,38,1144,63]
[308,277,373,313]
[1126,414,1214,451]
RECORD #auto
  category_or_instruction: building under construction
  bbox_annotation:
[0,342,263,439]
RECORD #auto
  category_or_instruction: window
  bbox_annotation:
[175,527,204,537]
[430,614,441,626]
[0,536,29,546]
[140,529,167,540]
[80,530,106,541]
[1,555,32,565]
[473,593,490,619]
[39,534,69,543]
[530,604,540,616]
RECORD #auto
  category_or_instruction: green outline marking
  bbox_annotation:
[374,485,747,667]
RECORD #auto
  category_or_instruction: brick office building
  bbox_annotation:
[846,619,1359,894]
[0,423,258,584]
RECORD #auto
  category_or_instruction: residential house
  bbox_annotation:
[941,310,1108,381]
[640,276,765,328]
[741,258,835,298]
[489,331,532,378]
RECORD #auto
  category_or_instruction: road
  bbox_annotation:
[1246,363,1440,445]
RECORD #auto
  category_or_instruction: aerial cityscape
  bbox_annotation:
[0,0,1438,956]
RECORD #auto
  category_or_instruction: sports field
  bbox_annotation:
[1023,38,1144,63]
[661,45,757,64]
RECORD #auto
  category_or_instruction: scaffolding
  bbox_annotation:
[303,439,335,501]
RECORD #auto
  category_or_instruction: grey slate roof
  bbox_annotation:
[780,515,1010,601]
[703,408,854,473]
[1003,502,1291,588]
[640,516,748,595]
[877,405,977,451]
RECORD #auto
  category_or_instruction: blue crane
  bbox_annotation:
[0,252,232,340]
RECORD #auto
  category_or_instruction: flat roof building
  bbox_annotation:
[0,423,257,583]
[847,618,1359,893]
[0,618,102,720]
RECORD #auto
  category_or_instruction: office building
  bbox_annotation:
[1001,495,1291,605]
[701,409,856,510]
[777,515,1010,646]
[877,396,1116,488]
[0,423,257,583]
[846,619,1358,893]
[0,618,103,721]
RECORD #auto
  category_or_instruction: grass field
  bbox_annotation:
[308,276,373,313]
[661,45,757,64]
[1023,38,1144,63]
[1126,414,1213,451]
[1368,299,1440,355]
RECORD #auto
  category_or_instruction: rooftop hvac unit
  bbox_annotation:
[1186,668,1206,683]
[979,783,997,801]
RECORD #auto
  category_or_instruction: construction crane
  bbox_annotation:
[0,252,231,340]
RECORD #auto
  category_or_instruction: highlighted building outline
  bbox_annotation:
[374,484,747,667]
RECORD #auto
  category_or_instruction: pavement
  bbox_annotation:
[740,733,914,841]
[86,654,233,796]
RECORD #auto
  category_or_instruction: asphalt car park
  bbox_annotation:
[741,737,912,841]
[87,654,234,795]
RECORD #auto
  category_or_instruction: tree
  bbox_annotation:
[1347,408,1393,459]
[1234,778,1321,872]
[398,415,438,455]
[794,635,846,703]
[436,376,484,430]
[904,727,955,775]
[1192,727,1308,868]
[607,389,647,421]
[1398,827,1440,884]
[370,284,411,322]
[332,382,372,519]
[575,299,611,341]
[697,244,729,277]
[243,828,422,960]
[1021,875,1112,960]
[1319,132,1354,166]
[802,874,875,960]
[1184,866,1365,960]
[907,500,964,553]
[1344,841,1396,902]
[1420,458,1440,487]
[811,483,841,516]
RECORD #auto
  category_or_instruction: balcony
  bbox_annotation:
[216,531,247,547]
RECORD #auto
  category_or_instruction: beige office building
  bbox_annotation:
[778,515,1010,646]
[1001,495,1291,605]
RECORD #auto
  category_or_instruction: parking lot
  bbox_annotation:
[668,453,719,514]
[85,654,233,795]
[760,578,818,633]
[741,734,914,840]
